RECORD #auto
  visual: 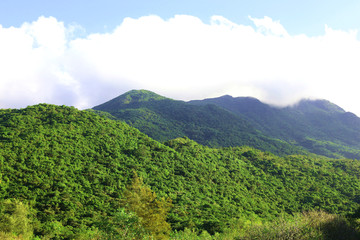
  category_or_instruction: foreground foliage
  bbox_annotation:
[1,104,360,239]
[2,207,360,240]
[170,211,360,240]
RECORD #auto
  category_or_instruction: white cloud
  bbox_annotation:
[1,15,360,116]
[249,16,289,37]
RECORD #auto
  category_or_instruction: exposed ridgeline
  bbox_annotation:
[1,104,360,238]
[189,95,360,159]
[93,90,306,156]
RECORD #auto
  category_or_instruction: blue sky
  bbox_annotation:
[2,0,360,36]
[1,0,360,116]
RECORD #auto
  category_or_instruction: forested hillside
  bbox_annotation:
[93,90,306,156]
[190,95,360,159]
[94,90,360,159]
[1,104,360,239]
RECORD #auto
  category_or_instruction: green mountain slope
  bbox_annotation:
[1,104,360,238]
[189,96,360,159]
[93,90,305,155]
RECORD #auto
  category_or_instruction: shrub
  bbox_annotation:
[230,210,360,240]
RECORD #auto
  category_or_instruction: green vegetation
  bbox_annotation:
[170,211,360,239]
[122,173,172,239]
[1,104,360,239]
[0,199,34,240]
[94,90,360,159]
[189,95,360,159]
[93,90,307,156]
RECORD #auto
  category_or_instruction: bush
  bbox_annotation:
[229,210,360,240]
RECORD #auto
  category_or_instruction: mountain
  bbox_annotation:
[189,95,360,159]
[94,90,360,158]
[1,104,360,238]
[93,90,306,155]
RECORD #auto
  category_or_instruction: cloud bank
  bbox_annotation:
[1,15,360,116]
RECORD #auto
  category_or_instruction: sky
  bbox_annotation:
[1,1,360,116]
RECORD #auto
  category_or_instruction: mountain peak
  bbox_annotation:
[93,89,168,111]
[293,99,345,114]
[120,89,168,104]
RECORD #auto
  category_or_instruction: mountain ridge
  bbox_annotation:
[94,89,360,159]
[94,90,306,156]
[189,94,360,158]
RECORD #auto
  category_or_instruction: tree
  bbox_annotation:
[0,199,34,239]
[122,173,172,240]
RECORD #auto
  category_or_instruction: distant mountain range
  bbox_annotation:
[93,90,360,159]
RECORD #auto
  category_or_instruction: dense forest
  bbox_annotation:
[1,104,360,239]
